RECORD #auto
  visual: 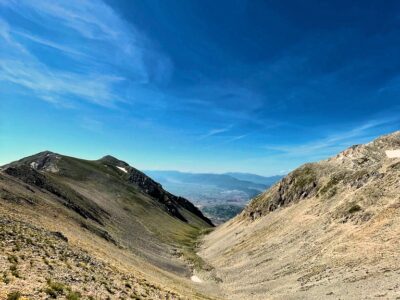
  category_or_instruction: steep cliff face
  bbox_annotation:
[199,131,400,299]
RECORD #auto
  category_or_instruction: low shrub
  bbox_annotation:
[348,204,362,214]
[7,291,21,300]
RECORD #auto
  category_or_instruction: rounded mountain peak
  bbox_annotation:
[99,155,129,167]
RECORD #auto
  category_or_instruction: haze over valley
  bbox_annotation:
[1,0,400,299]
[145,170,282,223]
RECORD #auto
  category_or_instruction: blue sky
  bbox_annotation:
[1,0,400,176]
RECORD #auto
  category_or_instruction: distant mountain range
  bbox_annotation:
[224,172,283,186]
[144,170,283,223]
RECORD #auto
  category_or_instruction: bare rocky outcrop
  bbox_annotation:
[2,151,60,173]
[247,164,319,219]
[244,131,400,220]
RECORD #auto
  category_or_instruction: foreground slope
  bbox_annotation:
[200,131,400,299]
[0,152,215,299]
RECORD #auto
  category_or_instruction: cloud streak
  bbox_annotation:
[199,125,232,140]
[0,0,172,107]
[264,116,400,158]
[13,30,86,57]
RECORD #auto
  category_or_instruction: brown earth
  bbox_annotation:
[199,131,400,299]
[0,153,219,300]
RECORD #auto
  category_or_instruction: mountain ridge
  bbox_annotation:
[3,151,213,226]
[1,131,399,299]
[243,130,400,220]
[199,130,400,299]
[0,151,216,299]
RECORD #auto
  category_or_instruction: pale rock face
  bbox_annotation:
[385,149,400,158]
[30,162,38,169]
[45,164,59,173]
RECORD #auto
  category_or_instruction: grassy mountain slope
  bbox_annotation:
[199,131,400,299]
[0,152,217,299]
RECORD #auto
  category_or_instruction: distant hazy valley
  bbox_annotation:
[0,131,399,299]
[144,170,282,224]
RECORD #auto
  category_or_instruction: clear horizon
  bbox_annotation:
[1,1,400,176]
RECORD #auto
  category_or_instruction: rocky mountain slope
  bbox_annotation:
[199,131,400,299]
[2,131,399,299]
[0,152,215,299]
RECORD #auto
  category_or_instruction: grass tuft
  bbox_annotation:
[66,291,82,300]
[7,291,21,300]
[45,279,67,298]
[348,204,362,214]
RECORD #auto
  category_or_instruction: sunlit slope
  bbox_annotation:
[0,152,215,299]
[200,131,400,299]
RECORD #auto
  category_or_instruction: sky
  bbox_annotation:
[1,0,400,176]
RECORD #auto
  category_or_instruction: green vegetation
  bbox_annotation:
[348,204,362,214]
[202,204,244,223]
[46,279,67,298]
[176,227,214,272]
[318,172,346,198]
[105,285,115,294]
[66,291,82,300]
[3,273,11,284]
[344,169,369,184]
[12,242,21,252]
[0,215,185,300]
[292,165,316,190]
[148,211,209,272]
[1,152,216,299]
[389,161,400,170]
[10,263,20,278]
[7,291,21,300]
[7,255,18,264]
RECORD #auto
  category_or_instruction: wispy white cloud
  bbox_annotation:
[0,56,125,107]
[199,125,232,139]
[227,134,247,142]
[264,117,400,158]
[80,117,103,132]
[0,0,172,107]
[13,30,86,57]
[179,84,267,123]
